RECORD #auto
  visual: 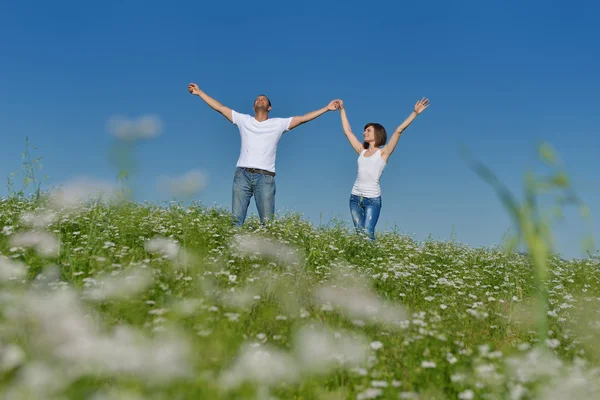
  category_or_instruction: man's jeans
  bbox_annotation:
[349,194,382,240]
[232,167,276,226]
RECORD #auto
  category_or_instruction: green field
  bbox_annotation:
[1,190,599,399]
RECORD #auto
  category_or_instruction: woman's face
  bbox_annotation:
[363,125,376,143]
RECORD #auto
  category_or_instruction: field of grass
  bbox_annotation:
[0,188,599,399]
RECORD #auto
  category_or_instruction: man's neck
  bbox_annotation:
[254,111,268,122]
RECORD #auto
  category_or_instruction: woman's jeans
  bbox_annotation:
[349,194,382,240]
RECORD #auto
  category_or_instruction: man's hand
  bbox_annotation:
[327,99,341,111]
[337,100,344,110]
[188,83,201,96]
[414,97,430,114]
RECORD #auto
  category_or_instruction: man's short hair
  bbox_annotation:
[256,94,272,107]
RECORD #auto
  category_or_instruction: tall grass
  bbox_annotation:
[0,141,598,399]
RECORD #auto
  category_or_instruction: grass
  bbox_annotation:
[0,192,599,400]
[0,138,597,399]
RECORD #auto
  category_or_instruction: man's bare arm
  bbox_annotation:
[288,99,340,130]
[188,83,233,123]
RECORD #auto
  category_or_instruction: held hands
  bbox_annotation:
[414,97,430,114]
[327,99,342,111]
[188,83,201,95]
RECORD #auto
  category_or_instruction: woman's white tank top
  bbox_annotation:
[351,149,387,198]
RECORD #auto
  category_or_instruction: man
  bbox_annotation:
[188,83,340,226]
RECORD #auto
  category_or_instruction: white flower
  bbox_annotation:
[292,325,369,374]
[0,256,27,281]
[458,389,474,399]
[219,344,298,389]
[9,231,60,258]
[49,177,121,210]
[0,344,25,371]
[370,341,384,350]
[357,388,383,399]
[20,211,58,228]
[83,267,153,301]
[232,234,301,266]
[399,392,419,399]
[145,237,180,259]
[13,288,192,383]
[446,352,457,364]
[371,380,388,388]
[421,361,436,368]
[315,284,407,329]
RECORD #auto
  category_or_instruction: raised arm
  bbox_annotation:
[380,97,429,162]
[188,83,233,123]
[338,101,364,154]
[288,99,340,130]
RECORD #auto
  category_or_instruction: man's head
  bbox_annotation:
[253,94,272,113]
[363,122,387,149]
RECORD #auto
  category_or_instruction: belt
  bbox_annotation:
[242,167,276,177]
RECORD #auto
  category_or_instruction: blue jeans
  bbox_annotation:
[349,194,382,240]
[232,167,276,226]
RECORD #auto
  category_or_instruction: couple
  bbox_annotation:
[188,83,429,240]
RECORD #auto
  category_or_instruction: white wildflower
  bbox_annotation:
[11,288,192,383]
[83,267,153,301]
[315,285,408,328]
[145,237,180,259]
[49,177,120,210]
[371,380,388,387]
[357,388,383,399]
[0,256,27,281]
[0,344,26,372]
[20,211,58,228]
[219,344,298,389]
[10,231,59,257]
[292,325,369,374]
[232,234,301,265]
[370,341,383,350]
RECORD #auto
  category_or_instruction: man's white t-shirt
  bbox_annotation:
[231,110,294,174]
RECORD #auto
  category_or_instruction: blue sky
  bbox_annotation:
[1,0,598,258]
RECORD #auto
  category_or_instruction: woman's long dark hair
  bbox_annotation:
[363,123,387,149]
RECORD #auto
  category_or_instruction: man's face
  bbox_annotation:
[253,95,271,112]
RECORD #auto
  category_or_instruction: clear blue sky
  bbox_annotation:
[1,0,598,259]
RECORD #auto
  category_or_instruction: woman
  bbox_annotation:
[338,97,430,240]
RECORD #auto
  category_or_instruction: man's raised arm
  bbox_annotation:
[188,83,233,123]
[288,99,340,130]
